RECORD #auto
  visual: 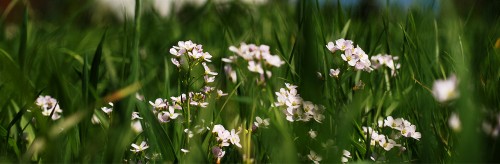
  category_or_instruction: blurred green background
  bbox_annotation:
[1,0,499,163]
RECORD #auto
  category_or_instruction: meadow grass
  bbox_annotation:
[1,0,499,163]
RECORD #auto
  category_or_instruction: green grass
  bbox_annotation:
[1,0,500,163]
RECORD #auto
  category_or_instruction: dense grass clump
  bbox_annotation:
[1,0,499,163]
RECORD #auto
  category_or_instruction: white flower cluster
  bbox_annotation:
[169,40,212,67]
[371,54,401,76]
[274,83,325,123]
[383,116,422,140]
[223,43,285,83]
[359,116,420,155]
[362,126,402,151]
[35,95,63,120]
[432,74,459,103]
[149,97,182,123]
[169,41,218,85]
[326,39,372,72]
[211,125,242,159]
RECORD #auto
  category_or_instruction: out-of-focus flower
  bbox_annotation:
[131,112,143,133]
[91,114,101,125]
[229,129,242,148]
[202,62,218,76]
[432,74,459,103]
[226,43,283,83]
[309,129,317,139]
[135,93,145,101]
[224,65,237,83]
[254,116,270,128]
[35,95,63,120]
[217,90,228,98]
[181,148,189,153]
[130,141,149,153]
[341,150,352,163]
[307,150,322,164]
[132,112,143,120]
[329,68,340,78]
[149,98,167,110]
[212,146,226,158]
[448,112,461,132]
[371,54,401,76]
[184,129,194,138]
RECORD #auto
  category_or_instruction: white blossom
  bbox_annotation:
[432,74,459,103]
[448,112,461,132]
[307,150,322,164]
[130,141,149,153]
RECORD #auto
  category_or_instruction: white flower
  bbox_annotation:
[327,39,354,53]
[149,98,167,109]
[309,129,317,139]
[401,124,419,140]
[326,41,336,52]
[335,39,354,51]
[131,120,143,133]
[212,147,226,158]
[254,116,270,128]
[184,129,194,138]
[131,112,143,120]
[181,148,189,153]
[217,90,228,98]
[247,60,264,74]
[35,95,63,120]
[371,54,401,76]
[201,52,212,62]
[165,106,180,119]
[224,65,237,83]
[158,106,180,123]
[316,72,323,79]
[448,112,461,132]
[379,138,399,151]
[229,129,242,148]
[91,114,101,124]
[222,56,237,63]
[212,124,226,134]
[307,150,322,164]
[101,107,113,115]
[432,74,459,103]
[341,150,351,163]
[171,58,180,68]
[202,62,218,76]
[263,54,284,67]
[204,75,215,83]
[217,130,231,147]
[329,68,340,78]
[170,48,180,57]
[341,49,357,66]
[130,141,149,153]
